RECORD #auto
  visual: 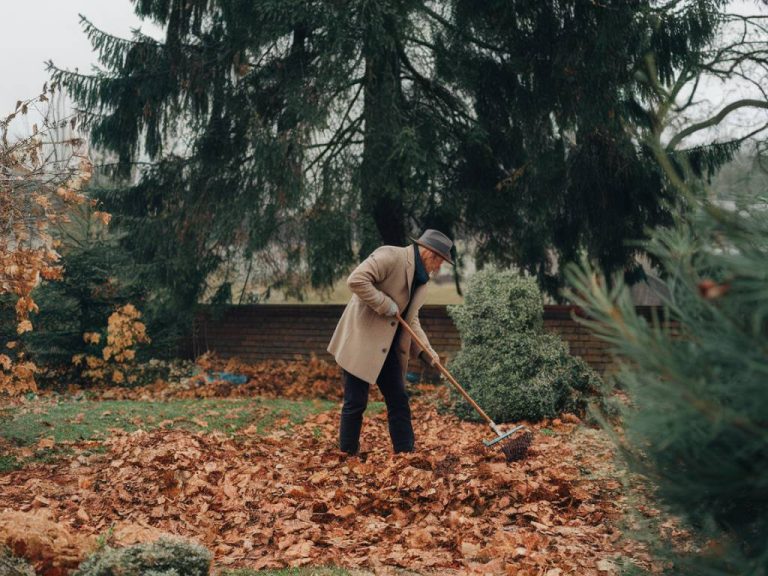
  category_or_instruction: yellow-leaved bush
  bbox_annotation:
[73,304,151,386]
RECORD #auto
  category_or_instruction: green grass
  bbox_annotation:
[367,401,386,415]
[0,397,336,448]
[0,444,77,472]
[0,454,20,473]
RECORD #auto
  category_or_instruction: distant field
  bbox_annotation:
[264,276,464,305]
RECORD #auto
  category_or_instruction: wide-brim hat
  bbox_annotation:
[410,229,455,266]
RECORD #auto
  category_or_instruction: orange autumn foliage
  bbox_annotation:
[1,90,108,396]
[73,304,151,386]
[0,509,96,576]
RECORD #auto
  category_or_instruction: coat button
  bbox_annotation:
[382,348,387,353]
[390,321,395,326]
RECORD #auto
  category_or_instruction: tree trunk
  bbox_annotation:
[360,7,406,253]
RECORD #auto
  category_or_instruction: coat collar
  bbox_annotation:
[405,244,414,294]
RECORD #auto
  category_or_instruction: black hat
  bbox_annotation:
[410,229,455,266]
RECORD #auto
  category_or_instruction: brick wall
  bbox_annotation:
[184,304,657,376]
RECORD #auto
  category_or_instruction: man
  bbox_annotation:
[327,229,455,455]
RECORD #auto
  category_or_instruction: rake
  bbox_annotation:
[395,313,532,462]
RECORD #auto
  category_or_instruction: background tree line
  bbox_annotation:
[44,0,768,353]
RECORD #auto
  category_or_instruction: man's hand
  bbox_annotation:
[384,300,399,317]
[421,350,440,366]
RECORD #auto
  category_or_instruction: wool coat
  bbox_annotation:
[327,245,436,385]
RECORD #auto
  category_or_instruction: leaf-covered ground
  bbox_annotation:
[0,359,657,575]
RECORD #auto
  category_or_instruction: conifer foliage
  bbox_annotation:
[435,0,736,294]
[48,1,463,313]
[17,202,149,377]
[48,0,744,313]
[566,192,768,574]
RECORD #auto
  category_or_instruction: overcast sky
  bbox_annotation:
[1,0,766,146]
[1,1,162,114]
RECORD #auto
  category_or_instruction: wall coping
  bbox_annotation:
[195,303,667,320]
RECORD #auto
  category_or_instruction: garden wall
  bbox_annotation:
[184,305,661,376]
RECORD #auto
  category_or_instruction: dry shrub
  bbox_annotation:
[1,89,99,396]
[72,304,151,386]
[0,509,96,576]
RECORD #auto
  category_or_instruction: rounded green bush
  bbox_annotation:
[447,267,601,422]
[449,268,544,345]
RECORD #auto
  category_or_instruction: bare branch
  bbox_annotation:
[667,99,768,150]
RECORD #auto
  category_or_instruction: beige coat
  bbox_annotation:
[327,245,436,384]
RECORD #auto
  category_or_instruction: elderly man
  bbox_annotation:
[327,229,454,455]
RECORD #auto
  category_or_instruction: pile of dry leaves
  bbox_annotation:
[0,393,655,575]
[83,354,346,402]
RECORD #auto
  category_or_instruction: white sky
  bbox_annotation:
[0,0,765,146]
[0,1,161,113]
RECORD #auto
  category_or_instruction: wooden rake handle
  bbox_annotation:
[395,312,498,429]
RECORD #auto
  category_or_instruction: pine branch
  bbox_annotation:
[304,115,363,173]
[301,81,365,172]
[79,14,148,48]
[404,34,439,52]
[78,14,162,72]
[710,122,768,147]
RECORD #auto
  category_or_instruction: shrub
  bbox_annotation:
[0,91,95,396]
[72,303,152,387]
[447,267,600,422]
[0,546,35,576]
[73,537,211,576]
[22,228,145,368]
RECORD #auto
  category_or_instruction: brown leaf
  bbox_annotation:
[309,470,329,484]
[37,437,55,449]
[331,505,356,519]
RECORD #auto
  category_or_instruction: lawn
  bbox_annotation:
[0,397,337,445]
[0,396,341,473]
[0,375,653,575]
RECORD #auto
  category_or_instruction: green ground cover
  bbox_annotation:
[0,396,340,471]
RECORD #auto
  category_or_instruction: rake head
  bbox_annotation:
[483,425,533,462]
[499,430,534,462]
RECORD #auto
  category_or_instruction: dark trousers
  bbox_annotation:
[339,340,414,454]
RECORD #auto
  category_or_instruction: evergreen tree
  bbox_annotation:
[48,0,750,324]
[434,0,737,296]
[0,122,154,375]
[49,1,466,323]
[566,170,768,572]
[19,204,149,379]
